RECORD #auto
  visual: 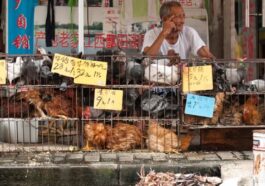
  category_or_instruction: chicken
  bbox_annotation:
[245,79,265,92]
[106,122,142,151]
[19,89,46,117]
[123,88,140,116]
[212,63,231,91]
[224,64,247,92]
[221,98,242,125]
[243,95,263,125]
[144,63,179,85]
[19,88,82,134]
[20,57,40,85]
[0,97,33,118]
[7,57,24,84]
[147,121,192,153]
[126,60,145,84]
[141,90,179,118]
[184,92,225,125]
[96,49,126,84]
[82,122,107,151]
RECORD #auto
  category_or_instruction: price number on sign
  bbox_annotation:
[74,60,107,86]
[94,89,123,111]
[184,93,215,118]
[182,65,213,92]
[51,53,76,77]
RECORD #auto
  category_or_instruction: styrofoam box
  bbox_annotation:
[0,118,38,143]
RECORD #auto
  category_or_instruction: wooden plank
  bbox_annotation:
[200,128,253,150]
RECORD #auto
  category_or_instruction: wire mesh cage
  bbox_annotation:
[0,52,264,152]
[181,59,265,128]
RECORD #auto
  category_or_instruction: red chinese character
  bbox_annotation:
[117,34,128,49]
[119,0,123,6]
[17,14,27,29]
[94,34,105,48]
[70,32,78,48]
[128,34,139,49]
[105,34,117,48]
[59,32,69,47]
[21,35,29,49]
[12,35,22,48]
[15,0,21,9]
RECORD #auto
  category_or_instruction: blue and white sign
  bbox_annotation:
[8,0,38,54]
[184,93,215,118]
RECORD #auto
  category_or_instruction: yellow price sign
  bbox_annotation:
[74,60,107,86]
[182,65,213,92]
[94,89,123,111]
[0,60,7,84]
[51,53,77,77]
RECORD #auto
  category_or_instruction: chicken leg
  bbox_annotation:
[82,141,95,151]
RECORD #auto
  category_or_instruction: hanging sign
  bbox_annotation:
[8,0,38,54]
[184,93,215,118]
[94,89,123,111]
[0,60,7,84]
[182,65,213,92]
[74,60,107,86]
[51,53,76,77]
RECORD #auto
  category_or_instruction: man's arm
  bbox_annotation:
[197,46,215,59]
[143,15,176,56]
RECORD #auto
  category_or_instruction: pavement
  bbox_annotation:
[0,150,254,186]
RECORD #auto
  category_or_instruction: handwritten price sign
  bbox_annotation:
[74,60,107,86]
[51,53,76,77]
[182,65,213,92]
[0,60,7,84]
[94,89,123,111]
[184,93,215,118]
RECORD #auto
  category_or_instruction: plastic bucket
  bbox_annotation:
[253,130,265,186]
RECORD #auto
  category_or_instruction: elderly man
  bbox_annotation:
[142,1,214,59]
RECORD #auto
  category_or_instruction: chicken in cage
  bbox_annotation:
[183,59,265,127]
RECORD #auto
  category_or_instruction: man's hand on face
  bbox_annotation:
[161,15,176,37]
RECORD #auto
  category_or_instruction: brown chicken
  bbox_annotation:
[147,121,193,153]
[0,97,32,118]
[184,92,225,125]
[19,88,81,134]
[106,122,142,151]
[82,122,107,151]
[221,101,242,125]
[243,95,263,125]
[19,89,46,117]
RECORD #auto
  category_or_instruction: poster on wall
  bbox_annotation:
[8,0,38,54]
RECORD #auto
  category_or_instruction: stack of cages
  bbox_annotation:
[0,51,186,153]
[181,58,265,150]
[0,53,80,152]
[81,51,183,153]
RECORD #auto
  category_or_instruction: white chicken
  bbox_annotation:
[245,79,265,92]
[7,57,24,84]
[144,63,179,85]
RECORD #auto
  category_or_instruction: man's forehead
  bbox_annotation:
[170,6,184,14]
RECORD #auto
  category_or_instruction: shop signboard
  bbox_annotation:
[7,0,38,54]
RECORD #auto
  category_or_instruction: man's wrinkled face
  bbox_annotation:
[164,6,185,33]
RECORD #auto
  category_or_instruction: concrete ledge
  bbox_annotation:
[0,164,119,186]
[0,151,253,185]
